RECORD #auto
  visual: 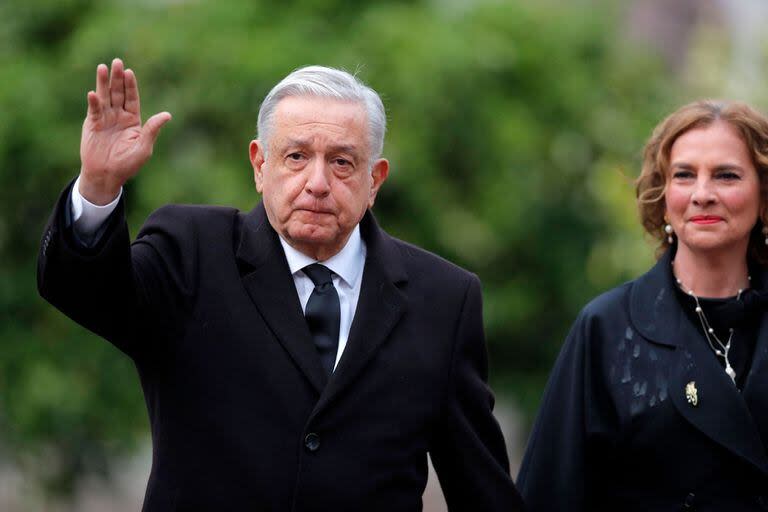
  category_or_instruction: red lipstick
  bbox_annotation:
[689,215,723,224]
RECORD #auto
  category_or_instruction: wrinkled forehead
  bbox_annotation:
[270,96,369,142]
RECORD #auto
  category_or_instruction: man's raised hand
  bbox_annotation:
[79,58,171,205]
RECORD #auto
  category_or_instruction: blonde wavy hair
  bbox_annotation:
[636,100,768,262]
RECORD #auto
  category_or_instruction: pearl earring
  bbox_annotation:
[762,225,768,246]
[664,223,674,244]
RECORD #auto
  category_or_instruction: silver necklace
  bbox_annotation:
[673,265,750,385]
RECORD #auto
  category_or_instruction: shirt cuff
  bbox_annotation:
[71,175,122,238]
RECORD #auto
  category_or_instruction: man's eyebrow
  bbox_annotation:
[329,144,361,157]
[280,139,363,158]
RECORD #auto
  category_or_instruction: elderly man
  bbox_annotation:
[37,59,523,511]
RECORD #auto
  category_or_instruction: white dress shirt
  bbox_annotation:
[278,228,365,371]
[70,177,365,371]
[70,176,123,245]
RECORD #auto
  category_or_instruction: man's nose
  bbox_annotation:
[305,158,331,196]
[691,177,716,206]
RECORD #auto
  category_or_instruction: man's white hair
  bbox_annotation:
[257,65,386,162]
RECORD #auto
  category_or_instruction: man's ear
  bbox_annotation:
[367,158,389,208]
[249,140,266,193]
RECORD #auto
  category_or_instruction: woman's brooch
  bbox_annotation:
[685,381,698,407]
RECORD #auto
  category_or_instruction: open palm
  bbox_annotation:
[79,58,171,205]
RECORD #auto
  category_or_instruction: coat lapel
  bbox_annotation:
[742,268,768,450]
[311,211,407,416]
[631,251,768,475]
[235,204,328,394]
[668,324,768,475]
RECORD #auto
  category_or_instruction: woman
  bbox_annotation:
[518,100,768,511]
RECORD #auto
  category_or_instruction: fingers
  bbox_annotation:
[124,68,140,115]
[95,63,109,106]
[140,112,173,153]
[86,90,102,120]
[109,58,125,109]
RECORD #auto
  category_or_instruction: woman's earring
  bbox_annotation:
[664,223,674,244]
[762,225,768,245]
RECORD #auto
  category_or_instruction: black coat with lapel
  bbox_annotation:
[518,250,768,511]
[37,181,523,511]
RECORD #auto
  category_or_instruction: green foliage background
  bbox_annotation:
[0,0,722,499]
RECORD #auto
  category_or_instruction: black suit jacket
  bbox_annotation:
[518,250,768,512]
[37,181,523,511]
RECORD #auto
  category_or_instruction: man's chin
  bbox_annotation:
[284,224,339,247]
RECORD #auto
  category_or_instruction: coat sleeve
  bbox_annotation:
[517,305,617,512]
[429,275,525,511]
[37,180,197,361]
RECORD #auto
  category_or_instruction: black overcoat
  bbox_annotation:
[37,182,523,511]
[518,250,768,511]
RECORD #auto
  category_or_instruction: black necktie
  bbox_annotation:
[303,264,340,375]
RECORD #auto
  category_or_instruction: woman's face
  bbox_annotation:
[665,121,762,259]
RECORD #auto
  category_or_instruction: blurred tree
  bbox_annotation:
[0,0,679,498]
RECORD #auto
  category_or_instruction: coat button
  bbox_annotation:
[683,492,695,509]
[304,433,320,452]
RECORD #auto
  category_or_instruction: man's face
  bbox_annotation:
[249,96,389,260]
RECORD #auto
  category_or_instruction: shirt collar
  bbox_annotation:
[278,224,366,288]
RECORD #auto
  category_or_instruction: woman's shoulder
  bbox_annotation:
[580,280,634,320]
[563,280,642,357]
